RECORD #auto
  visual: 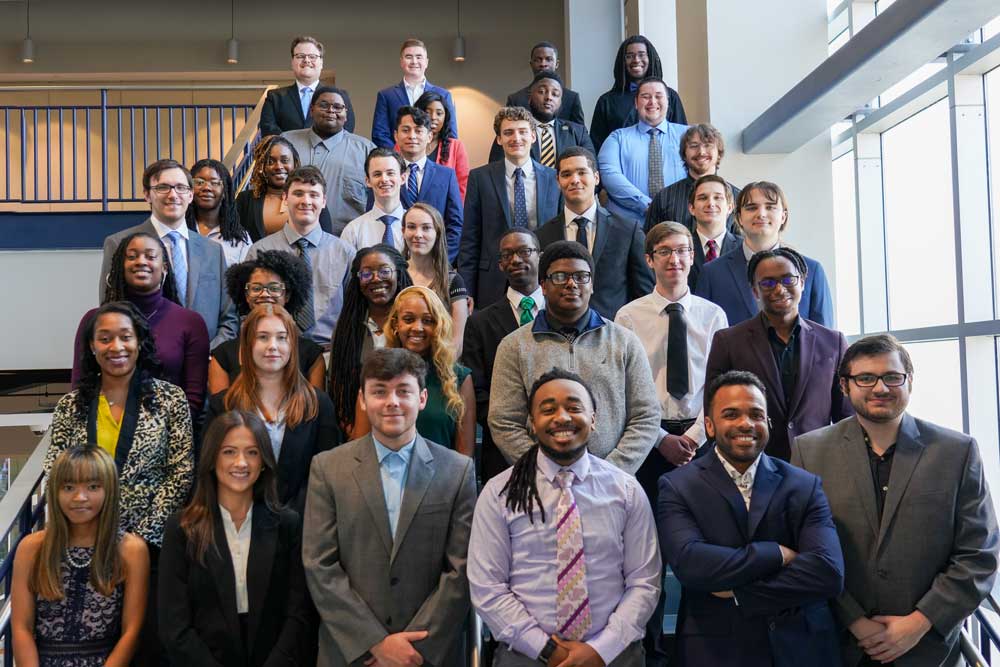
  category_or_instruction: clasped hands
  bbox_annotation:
[365,630,428,667]
[546,635,606,667]
[658,433,698,467]
[850,611,931,664]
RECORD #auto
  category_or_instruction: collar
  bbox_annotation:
[296,80,319,93]
[365,316,383,336]
[536,118,555,129]
[505,158,534,179]
[150,216,188,238]
[533,308,603,335]
[537,449,591,484]
[407,155,428,173]
[373,435,417,463]
[373,202,406,220]
[281,222,324,247]
[697,227,728,250]
[309,128,346,148]
[564,201,598,226]
[743,240,779,263]
[507,285,544,312]
[403,77,427,91]
[715,448,762,484]
[637,118,670,134]
[218,503,253,528]
[762,312,801,339]
[649,286,692,310]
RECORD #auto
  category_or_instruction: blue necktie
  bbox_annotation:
[300,86,313,120]
[404,163,420,208]
[513,167,528,228]
[165,231,188,305]
[380,214,397,247]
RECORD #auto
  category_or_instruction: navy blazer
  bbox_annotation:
[705,315,853,461]
[458,160,560,307]
[505,86,585,125]
[487,118,595,164]
[688,230,741,292]
[415,160,464,263]
[694,246,834,327]
[372,82,458,149]
[657,451,844,667]
[536,206,654,320]
[259,82,356,137]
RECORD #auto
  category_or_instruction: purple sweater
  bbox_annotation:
[71,290,210,415]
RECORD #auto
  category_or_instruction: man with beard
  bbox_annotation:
[658,370,844,667]
[793,335,999,667]
[470,368,661,667]
[489,72,594,165]
[505,42,585,125]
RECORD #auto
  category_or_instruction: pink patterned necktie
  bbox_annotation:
[555,469,592,640]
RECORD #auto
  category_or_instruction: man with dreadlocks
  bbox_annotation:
[470,368,660,667]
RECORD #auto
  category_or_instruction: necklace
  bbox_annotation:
[64,546,93,569]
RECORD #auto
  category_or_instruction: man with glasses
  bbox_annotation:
[99,158,238,349]
[282,85,375,236]
[793,334,999,667]
[537,146,652,320]
[247,166,355,349]
[489,239,660,474]
[705,247,852,462]
[260,35,357,136]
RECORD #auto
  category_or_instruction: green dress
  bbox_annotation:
[417,362,471,450]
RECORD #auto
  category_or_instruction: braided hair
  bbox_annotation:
[327,245,413,431]
[501,368,596,524]
[103,232,180,305]
[745,246,809,287]
[185,158,248,245]
[610,35,662,93]
[224,250,311,318]
[248,135,301,199]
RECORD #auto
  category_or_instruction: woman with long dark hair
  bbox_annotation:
[12,446,149,667]
[71,231,209,415]
[414,90,469,199]
[186,158,250,267]
[590,35,687,153]
[159,410,311,667]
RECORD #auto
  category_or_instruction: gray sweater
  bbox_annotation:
[488,311,661,474]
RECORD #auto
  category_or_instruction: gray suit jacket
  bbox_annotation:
[99,219,238,350]
[792,414,999,667]
[302,434,476,666]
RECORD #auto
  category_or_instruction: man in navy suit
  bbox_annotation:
[705,247,853,462]
[488,72,595,166]
[393,106,463,262]
[658,369,844,667]
[459,107,559,307]
[695,180,834,326]
[537,146,653,320]
[100,159,238,350]
[259,36,356,136]
[685,174,741,291]
[505,41,585,125]
[372,38,457,149]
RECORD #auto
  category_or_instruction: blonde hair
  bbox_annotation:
[384,286,464,423]
[31,447,124,599]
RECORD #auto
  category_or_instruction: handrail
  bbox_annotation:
[223,84,274,171]
[0,432,48,544]
[962,627,990,666]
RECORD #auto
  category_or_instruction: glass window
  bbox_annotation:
[902,339,963,432]
[987,67,1000,314]
[832,152,861,335]
[882,100,957,329]
[984,15,1000,41]
[879,63,946,106]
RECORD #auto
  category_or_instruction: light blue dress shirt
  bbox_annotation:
[597,119,689,222]
[373,436,416,538]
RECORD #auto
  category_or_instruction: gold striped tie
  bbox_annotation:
[540,124,556,169]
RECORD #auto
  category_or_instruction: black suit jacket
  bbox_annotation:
[205,391,339,512]
[461,298,521,483]
[506,85,585,125]
[688,230,741,291]
[259,83,356,137]
[488,118,595,164]
[234,190,334,242]
[537,206,654,319]
[159,503,313,667]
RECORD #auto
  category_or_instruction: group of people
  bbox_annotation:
[9,30,999,667]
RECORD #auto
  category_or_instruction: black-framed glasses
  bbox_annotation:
[293,53,321,62]
[192,177,223,188]
[315,101,347,112]
[649,246,692,259]
[844,372,909,388]
[150,183,192,195]
[358,266,396,282]
[757,275,800,290]
[498,247,539,262]
[246,282,286,297]
[546,271,592,285]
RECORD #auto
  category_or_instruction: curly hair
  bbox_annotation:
[225,250,311,318]
[493,106,538,136]
[103,232,179,305]
[74,301,164,418]
[415,90,453,163]
[384,286,464,424]
[610,35,662,93]
[185,158,248,245]
[402,203,451,307]
[248,135,301,199]
[327,245,412,431]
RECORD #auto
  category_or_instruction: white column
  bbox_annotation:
[563,0,624,127]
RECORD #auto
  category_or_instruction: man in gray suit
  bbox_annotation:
[99,159,238,349]
[792,334,999,667]
[303,347,477,667]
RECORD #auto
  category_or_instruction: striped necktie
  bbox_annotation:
[539,124,556,169]
[404,163,420,207]
[555,469,592,640]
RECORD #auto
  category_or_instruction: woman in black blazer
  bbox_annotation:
[159,409,312,667]
[205,303,337,510]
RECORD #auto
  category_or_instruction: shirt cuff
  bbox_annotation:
[586,629,628,666]
[513,627,550,661]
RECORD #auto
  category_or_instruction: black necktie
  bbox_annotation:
[666,303,689,400]
[574,216,589,250]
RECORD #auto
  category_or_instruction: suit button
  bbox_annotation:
[768,621,776,631]
[788,421,794,430]
[390,577,400,586]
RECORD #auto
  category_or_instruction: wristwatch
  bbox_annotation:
[538,638,558,664]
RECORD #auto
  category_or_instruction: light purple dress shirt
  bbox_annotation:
[468,450,661,664]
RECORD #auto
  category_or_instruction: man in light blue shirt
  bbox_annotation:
[598,77,688,223]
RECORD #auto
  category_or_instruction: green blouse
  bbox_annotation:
[417,362,471,450]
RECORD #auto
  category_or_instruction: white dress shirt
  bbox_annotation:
[403,78,427,105]
[743,240,779,262]
[505,158,539,229]
[614,289,728,444]
[563,201,599,253]
[716,449,762,510]
[506,285,545,323]
[340,202,407,253]
[150,216,189,267]
[696,228,728,258]
[406,156,428,191]
[219,504,253,614]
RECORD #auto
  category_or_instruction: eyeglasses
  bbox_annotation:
[246,282,286,296]
[649,246,692,259]
[150,183,192,195]
[499,247,539,262]
[757,275,800,290]
[358,266,396,282]
[546,271,592,285]
[293,53,321,62]
[845,372,909,388]
[315,101,347,112]
[192,177,223,188]
[125,250,160,262]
